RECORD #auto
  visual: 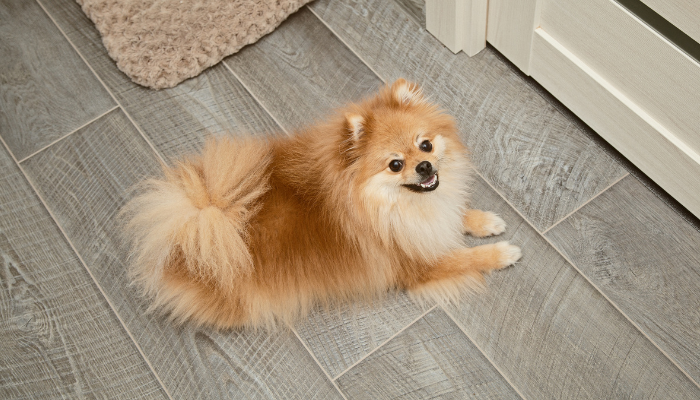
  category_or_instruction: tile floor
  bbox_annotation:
[1,0,699,398]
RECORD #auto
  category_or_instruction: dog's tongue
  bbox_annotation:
[421,174,437,186]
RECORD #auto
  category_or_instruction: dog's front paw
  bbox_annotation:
[463,210,507,237]
[481,212,506,236]
[494,241,521,268]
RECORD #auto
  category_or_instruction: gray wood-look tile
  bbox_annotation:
[223,7,430,379]
[0,142,165,399]
[0,0,114,161]
[393,0,426,27]
[295,292,428,379]
[20,109,342,400]
[546,175,700,386]
[336,308,521,400]
[443,176,700,399]
[224,8,384,132]
[8,0,696,398]
[310,0,627,231]
[37,0,280,163]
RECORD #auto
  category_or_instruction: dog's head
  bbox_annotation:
[340,79,473,260]
[342,79,468,196]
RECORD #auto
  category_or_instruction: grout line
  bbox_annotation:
[541,173,629,235]
[35,0,167,168]
[0,133,175,400]
[224,6,388,138]
[306,5,387,84]
[221,62,290,136]
[18,105,119,164]
[116,107,167,166]
[440,305,528,400]
[34,0,698,390]
[474,169,700,390]
[473,170,546,236]
[290,326,349,400]
[539,226,700,390]
[311,0,697,385]
[332,304,437,381]
[31,2,174,399]
[308,9,681,380]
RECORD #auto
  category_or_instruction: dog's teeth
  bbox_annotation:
[420,176,436,188]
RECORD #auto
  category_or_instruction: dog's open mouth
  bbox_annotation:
[403,174,439,193]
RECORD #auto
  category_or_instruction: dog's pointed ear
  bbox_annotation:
[391,78,424,106]
[345,113,365,142]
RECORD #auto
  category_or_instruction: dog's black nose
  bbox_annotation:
[415,161,432,176]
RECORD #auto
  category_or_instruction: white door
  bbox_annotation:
[428,0,700,218]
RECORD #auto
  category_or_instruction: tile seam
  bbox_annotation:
[540,231,700,390]
[440,305,528,400]
[18,105,119,163]
[541,172,630,235]
[332,304,437,381]
[306,5,388,84]
[0,132,174,400]
[221,62,290,136]
[474,169,700,390]
[35,0,167,167]
[290,326,350,400]
[34,0,697,391]
[30,2,174,399]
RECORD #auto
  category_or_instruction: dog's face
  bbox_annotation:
[341,79,472,260]
[344,79,467,204]
[358,109,456,198]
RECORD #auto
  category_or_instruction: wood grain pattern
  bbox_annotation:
[336,309,521,399]
[0,140,165,399]
[530,29,700,220]
[295,292,428,379]
[546,175,700,386]
[224,8,383,132]
[484,0,540,73]
[393,0,426,27]
[540,0,700,154]
[425,0,487,56]
[37,0,280,163]
[0,0,115,161]
[426,0,464,54]
[39,0,420,385]
[223,8,435,379]
[309,0,627,231]
[444,176,700,399]
[20,109,342,400]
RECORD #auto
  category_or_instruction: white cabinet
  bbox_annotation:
[428,0,700,218]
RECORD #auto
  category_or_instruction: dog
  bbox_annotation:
[122,79,521,329]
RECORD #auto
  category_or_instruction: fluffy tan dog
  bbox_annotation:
[123,79,521,329]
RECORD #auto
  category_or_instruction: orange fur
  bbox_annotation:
[122,79,521,329]
[463,209,507,237]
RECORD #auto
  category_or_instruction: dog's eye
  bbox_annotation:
[419,140,432,152]
[389,160,404,172]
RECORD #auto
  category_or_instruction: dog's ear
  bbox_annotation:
[345,113,365,142]
[391,78,424,106]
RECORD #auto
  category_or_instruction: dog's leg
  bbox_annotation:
[402,242,520,304]
[462,209,506,237]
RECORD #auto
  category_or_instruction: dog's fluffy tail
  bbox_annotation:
[122,137,272,308]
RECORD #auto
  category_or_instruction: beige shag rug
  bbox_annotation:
[78,0,313,89]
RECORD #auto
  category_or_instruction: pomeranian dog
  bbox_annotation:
[123,79,521,329]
